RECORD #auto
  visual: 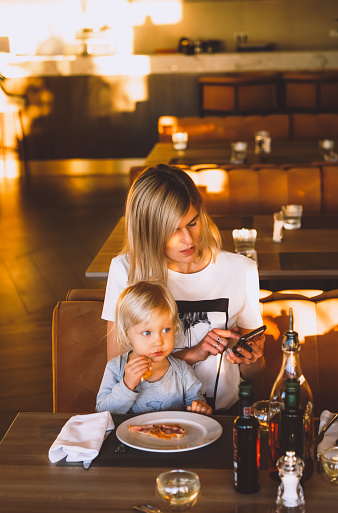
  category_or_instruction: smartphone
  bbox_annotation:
[228,325,266,358]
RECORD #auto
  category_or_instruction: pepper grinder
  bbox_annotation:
[276,451,305,513]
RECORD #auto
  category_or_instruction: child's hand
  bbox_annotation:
[187,400,212,416]
[124,356,151,391]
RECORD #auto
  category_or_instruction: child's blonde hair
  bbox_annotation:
[123,164,222,284]
[115,280,181,353]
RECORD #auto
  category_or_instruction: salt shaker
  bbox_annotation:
[276,451,305,513]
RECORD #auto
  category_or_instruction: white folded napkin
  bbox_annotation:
[317,409,338,459]
[49,412,114,469]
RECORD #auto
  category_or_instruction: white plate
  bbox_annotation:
[116,411,223,453]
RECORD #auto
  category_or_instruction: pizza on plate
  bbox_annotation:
[128,423,186,440]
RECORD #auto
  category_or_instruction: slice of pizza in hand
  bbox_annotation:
[128,423,186,439]
[140,368,152,381]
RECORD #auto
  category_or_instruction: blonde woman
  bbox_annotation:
[102,164,265,411]
[96,281,212,415]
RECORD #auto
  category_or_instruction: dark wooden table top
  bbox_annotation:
[86,215,338,281]
[0,412,335,513]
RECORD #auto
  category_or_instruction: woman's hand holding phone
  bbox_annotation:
[199,327,241,359]
[225,326,266,365]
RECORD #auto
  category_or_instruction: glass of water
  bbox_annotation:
[281,205,303,230]
[230,141,247,164]
[253,400,270,432]
[172,131,188,150]
[321,446,338,485]
[232,228,257,263]
[156,469,201,511]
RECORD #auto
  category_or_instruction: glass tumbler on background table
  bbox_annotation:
[281,205,303,230]
[319,139,338,162]
[230,141,247,164]
[172,131,189,150]
[232,228,257,263]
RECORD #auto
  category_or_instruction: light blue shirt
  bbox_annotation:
[96,354,206,414]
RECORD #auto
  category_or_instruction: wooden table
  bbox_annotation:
[0,412,335,513]
[144,141,334,168]
[86,215,338,282]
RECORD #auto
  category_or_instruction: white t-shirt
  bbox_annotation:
[102,251,262,410]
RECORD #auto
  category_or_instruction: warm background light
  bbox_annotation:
[0,0,336,57]
[0,0,182,56]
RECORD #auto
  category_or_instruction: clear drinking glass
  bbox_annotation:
[253,400,270,431]
[319,139,336,161]
[321,446,338,485]
[156,469,201,511]
[232,228,257,262]
[172,131,188,150]
[230,141,247,164]
[281,205,303,230]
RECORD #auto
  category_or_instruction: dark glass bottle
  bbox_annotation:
[233,381,260,494]
[280,379,304,461]
[269,308,314,481]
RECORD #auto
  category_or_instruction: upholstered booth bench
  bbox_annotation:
[158,113,338,143]
[52,288,338,417]
[129,163,338,215]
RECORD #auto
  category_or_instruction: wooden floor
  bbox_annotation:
[0,158,140,439]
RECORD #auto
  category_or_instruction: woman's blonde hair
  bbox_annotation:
[123,164,221,283]
[115,280,181,353]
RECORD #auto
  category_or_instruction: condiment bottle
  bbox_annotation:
[269,308,314,481]
[280,379,304,464]
[233,381,260,494]
[276,451,305,513]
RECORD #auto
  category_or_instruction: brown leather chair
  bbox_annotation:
[129,165,147,186]
[317,113,338,139]
[257,167,288,214]
[321,165,338,213]
[198,72,278,116]
[283,71,338,113]
[291,113,338,140]
[52,288,107,413]
[227,168,259,215]
[158,115,290,143]
[286,166,322,213]
[242,114,290,141]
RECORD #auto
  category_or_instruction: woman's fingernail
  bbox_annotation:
[237,347,242,353]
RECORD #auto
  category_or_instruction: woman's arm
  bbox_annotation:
[173,328,241,364]
[174,326,265,380]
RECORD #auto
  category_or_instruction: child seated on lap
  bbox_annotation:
[96,281,212,416]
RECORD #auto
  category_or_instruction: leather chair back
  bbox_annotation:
[52,289,107,413]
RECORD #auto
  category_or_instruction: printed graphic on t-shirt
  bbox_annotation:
[146,400,164,412]
[175,298,229,348]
